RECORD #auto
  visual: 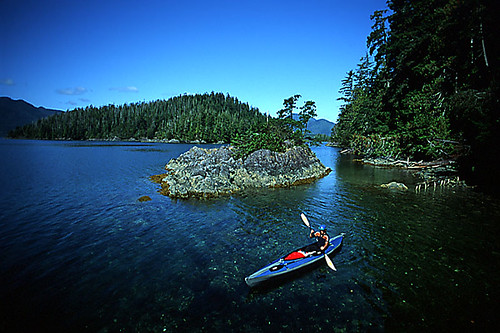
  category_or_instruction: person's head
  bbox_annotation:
[318,225,327,233]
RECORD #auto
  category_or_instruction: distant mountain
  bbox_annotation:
[306,118,334,136]
[292,113,334,136]
[0,97,62,137]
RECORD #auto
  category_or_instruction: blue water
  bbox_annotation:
[0,139,499,332]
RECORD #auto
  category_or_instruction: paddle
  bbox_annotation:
[324,251,337,271]
[300,213,337,271]
[300,212,312,231]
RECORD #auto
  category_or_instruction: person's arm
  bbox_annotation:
[320,235,329,251]
[309,229,315,238]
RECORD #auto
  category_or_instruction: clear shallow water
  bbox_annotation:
[0,139,499,332]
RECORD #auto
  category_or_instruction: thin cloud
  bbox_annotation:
[56,87,89,95]
[0,78,15,86]
[109,86,139,93]
[65,98,91,106]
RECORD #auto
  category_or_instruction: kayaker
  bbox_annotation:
[303,225,329,256]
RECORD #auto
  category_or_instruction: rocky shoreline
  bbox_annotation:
[352,156,469,190]
[151,145,331,199]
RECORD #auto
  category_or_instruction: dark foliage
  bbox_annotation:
[332,0,499,190]
[232,95,319,159]
[9,92,266,143]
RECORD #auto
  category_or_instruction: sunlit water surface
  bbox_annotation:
[0,139,499,332]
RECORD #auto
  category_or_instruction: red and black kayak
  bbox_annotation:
[245,233,344,287]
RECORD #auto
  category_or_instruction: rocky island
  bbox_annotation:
[151,145,331,199]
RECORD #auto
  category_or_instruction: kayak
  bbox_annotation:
[245,233,345,287]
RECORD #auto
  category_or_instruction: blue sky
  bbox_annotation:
[0,0,388,122]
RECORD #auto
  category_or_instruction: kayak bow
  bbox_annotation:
[245,233,344,287]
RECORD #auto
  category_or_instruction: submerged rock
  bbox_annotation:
[152,145,331,199]
[138,195,152,202]
[380,182,408,191]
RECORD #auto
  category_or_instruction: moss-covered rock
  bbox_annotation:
[138,195,152,202]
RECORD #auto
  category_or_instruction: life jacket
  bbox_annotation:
[315,232,329,248]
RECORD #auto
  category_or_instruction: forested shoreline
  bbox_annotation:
[332,0,499,191]
[8,92,266,143]
[8,1,499,191]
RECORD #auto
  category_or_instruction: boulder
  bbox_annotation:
[152,145,331,199]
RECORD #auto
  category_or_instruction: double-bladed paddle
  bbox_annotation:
[300,213,337,271]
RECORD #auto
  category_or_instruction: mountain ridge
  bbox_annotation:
[0,97,62,137]
[291,113,334,136]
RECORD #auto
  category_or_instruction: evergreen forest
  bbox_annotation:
[9,91,322,159]
[9,93,266,143]
[332,0,499,190]
[9,0,499,190]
